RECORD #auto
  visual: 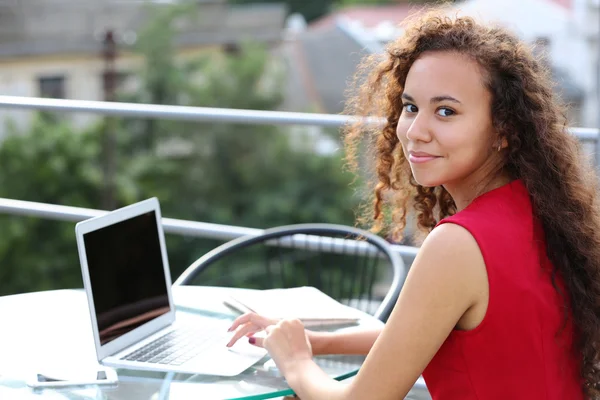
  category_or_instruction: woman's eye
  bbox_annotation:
[437,107,455,117]
[403,104,417,113]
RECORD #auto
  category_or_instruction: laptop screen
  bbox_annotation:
[83,210,170,345]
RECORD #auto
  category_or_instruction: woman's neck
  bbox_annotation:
[444,171,512,212]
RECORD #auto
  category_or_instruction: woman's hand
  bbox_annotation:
[226,312,279,347]
[261,319,313,376]
[227,313,313,376]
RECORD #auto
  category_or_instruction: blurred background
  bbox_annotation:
[0,0,597,296]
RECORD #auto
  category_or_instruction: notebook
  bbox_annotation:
[224,286,369,327]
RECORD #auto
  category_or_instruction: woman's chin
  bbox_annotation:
[411,174,444,188]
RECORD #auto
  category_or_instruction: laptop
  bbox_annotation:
[75,197,267,376]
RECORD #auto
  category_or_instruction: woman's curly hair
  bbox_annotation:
[344,7,600,397]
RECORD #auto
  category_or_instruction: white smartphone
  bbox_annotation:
[26,368,118,389]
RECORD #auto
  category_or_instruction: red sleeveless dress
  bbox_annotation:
[421,180,583,399]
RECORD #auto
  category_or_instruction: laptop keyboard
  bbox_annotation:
[120,324,226,366]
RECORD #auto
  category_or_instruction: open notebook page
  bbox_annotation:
[224,286,372,327]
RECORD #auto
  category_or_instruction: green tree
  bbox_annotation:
[229,0,334,22]
[0,2,359,295]
[0,115,106,294]
[117,3,359,279]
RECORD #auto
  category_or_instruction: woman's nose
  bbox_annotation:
[404,114,432,142]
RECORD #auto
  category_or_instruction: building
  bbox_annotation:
[279,4,415,115]
[450,0,591,127]
[570,0,600,129]
[0,0,286,136]
[281,0,594,129]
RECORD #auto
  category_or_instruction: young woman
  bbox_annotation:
[226,9,600,400]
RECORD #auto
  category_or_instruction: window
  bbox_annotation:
[38,75,66,99]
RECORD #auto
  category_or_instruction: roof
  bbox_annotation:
[0,1,286,58]
[309,4,416,31]
[281,4,419,114]
[546,0,572,9]
[280,17,372,114]
[281,1,582,114]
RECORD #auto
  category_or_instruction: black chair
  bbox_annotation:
[173,223,406,322]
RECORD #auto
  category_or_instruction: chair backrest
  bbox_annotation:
[173,223,406,322]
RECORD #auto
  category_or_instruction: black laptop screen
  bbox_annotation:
[83,210,170,345]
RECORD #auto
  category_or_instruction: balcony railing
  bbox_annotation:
[0,95,597,264]
[0,95,598,139]
[0,197,420,259]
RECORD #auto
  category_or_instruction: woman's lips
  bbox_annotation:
[408,152,440,164]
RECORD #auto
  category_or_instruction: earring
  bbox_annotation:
[497,144,502,152]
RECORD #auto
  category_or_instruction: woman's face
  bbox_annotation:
[396,51,498,188]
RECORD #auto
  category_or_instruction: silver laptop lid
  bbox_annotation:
[75,198,175,361]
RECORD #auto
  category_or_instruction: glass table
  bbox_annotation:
[0,286,403,399]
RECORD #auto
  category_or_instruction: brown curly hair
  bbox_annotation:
[344,7,600,397]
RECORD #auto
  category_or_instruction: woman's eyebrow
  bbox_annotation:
[401,93,462,104]
[431,95,462,104]
[401,93,415,102]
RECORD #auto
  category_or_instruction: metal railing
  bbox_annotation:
[0,197,420,259]
[0,96,353,127]
[0,94,597,263]
[0,95,597,138]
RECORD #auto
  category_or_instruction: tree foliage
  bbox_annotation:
[229,0,334,22]
[0,3,359,295]
[0,115,102,294]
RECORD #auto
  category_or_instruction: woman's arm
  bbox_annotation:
[308,327,383,356]
[283,223,488,400]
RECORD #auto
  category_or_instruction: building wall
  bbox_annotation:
[571,0,600,128]
[0,0,286,137]
[0,52,137,135]
[0,46,221,137]
[455,0,595,127]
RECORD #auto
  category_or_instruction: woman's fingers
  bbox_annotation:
[248,335,265,347]
[226,313,280,348]
[226,322,260,347]
[228,312,254,332]
[248,324,276,348]
[228,312,276,332]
